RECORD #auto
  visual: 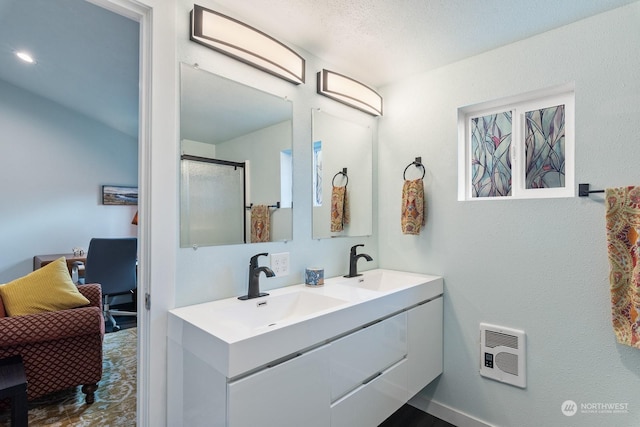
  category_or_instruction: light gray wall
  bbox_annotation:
[378,3,640,427]
[312,110,373,239]
[218,120,293,242]
[174,0,379,308]
[0,79,138,283]
[181,139,216,158]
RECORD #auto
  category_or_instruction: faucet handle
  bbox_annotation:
[250,252,269,266]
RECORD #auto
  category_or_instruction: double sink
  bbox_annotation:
[223,269,438,330]
[168,268,443,378]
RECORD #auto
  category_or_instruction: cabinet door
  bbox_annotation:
[330,312,407,402]
[227,345,330,427]
[407,296,443,396]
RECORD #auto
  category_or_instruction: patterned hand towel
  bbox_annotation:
[330,186,350,232]
[251,205,270,243]
[605,186,640,349]
[401,178,426,235]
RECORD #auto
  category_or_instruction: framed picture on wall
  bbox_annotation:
[102,185,138,205]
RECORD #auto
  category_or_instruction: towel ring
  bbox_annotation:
[332,170,348,187]
[403,161,426,180]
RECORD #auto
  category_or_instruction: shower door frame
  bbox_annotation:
[181,154,247,244]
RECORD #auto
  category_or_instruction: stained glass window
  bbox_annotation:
[458,88,574,200]
[524,105,565,189]
[470,111,513,198]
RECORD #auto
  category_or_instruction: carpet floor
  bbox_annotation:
[105,302,137,333]
[0,328,137,426]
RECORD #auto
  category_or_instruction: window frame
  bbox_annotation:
[458,86,575,201]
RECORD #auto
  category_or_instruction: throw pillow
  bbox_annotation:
[0,257,90,317]
[0,293,5,317]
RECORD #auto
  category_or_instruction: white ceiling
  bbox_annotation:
[0,0,139,137]
[217,0,638,88]
[0,0,636,138]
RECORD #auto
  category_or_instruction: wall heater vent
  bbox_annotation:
[479,323,526,388]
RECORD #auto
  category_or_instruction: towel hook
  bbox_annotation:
[332,168,349,187]
[403,157,426,180]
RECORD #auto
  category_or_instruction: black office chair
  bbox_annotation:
[75,237,137,331]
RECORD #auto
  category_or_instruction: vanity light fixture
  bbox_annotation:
[317,69,383,116]
[190,4,305,85]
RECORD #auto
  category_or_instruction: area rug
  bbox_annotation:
[0,328,137,426]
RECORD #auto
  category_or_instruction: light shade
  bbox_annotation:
[190,5,305,85]
[317,69,383,116]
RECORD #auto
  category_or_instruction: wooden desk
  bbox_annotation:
[33,253,87,277]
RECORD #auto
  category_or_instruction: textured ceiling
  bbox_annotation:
[213,0,639,88]
[0,0,637,138]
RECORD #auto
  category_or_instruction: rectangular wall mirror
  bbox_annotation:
[180,63,293,247]
[311,109,373,239]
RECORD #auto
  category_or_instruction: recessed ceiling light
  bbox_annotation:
[15,51,35,64]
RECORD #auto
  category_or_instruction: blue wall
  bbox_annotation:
[0,79,138,283]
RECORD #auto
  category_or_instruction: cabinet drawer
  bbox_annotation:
[331,358,408,427]
[227,346,330,427]
[330,312,407,401]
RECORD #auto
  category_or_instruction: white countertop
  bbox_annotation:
[168,268,443,378]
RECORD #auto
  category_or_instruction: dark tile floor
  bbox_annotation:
[379,404,456,427]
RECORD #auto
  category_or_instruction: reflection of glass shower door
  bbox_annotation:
[181,156,246,247]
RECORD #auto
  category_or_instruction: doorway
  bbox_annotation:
[88,2,152,426]
[0,0,150,424]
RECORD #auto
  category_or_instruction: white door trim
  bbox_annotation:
[84,1,152,425]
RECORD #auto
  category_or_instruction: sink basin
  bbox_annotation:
[338,269,432,292]
[215,290,348,332]
[169,269,443,378]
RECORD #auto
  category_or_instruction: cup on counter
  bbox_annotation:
[305,268,324,287]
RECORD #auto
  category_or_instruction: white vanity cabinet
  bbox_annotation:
[329,299,444,427]
[408,297,444,396]
[330,312,408,427]
[329,312,407,402]
[167,270,444,427]
[331,359,408,427]
[227,312,412,427]
[228,346,331,427]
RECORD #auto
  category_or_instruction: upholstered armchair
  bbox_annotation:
[0,284,104,403]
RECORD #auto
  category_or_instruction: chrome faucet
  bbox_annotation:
[344,244,373,278]
[239,253,275,300]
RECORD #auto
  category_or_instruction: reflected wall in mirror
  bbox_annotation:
[180,63,293,247]
[312,109,373,239]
